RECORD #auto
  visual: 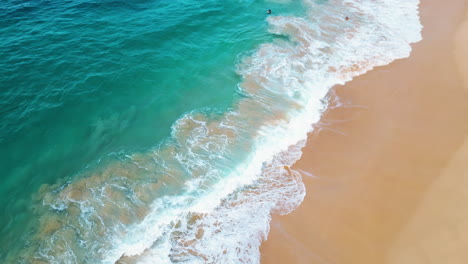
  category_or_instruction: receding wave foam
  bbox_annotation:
[10,0,421,263]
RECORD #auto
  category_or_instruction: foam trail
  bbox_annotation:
[10,0,422,263]
[120,0,423,262]
[297,169,320,179]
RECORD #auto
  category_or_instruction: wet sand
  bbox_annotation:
[261,1,468,263]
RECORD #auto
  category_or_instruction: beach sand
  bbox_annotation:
[261,1,468,263]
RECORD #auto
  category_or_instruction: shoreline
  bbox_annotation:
[261,1,468,263]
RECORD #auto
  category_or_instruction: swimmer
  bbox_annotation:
[267,9,271,14]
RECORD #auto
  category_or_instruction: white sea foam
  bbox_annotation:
[117,0,422,263]
[129,142,307,264]
[21,0,422,263]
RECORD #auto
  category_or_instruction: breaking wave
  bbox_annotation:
[9,0,422,263]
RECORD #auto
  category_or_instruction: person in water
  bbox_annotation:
[346,16,349,21]
[267,9,271,14]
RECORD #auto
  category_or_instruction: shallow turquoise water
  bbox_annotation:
[0,0,305,260]
[0,0,422,261]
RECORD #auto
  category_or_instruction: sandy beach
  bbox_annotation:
[261,1,468,263]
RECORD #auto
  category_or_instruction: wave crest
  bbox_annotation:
[11,0,421,263]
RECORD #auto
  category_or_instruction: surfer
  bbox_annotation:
[267,9,271,14]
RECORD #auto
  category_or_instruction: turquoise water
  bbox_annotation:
[0,0,305,261]
[1,0,422,262]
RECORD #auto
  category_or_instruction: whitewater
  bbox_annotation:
[7,0,422,263]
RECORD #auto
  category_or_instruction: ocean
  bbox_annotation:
[0,0,421,263]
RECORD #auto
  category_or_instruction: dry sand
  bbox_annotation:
[261,1,468,263]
